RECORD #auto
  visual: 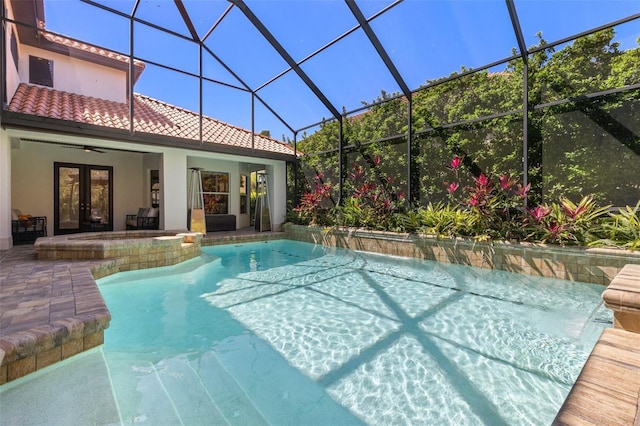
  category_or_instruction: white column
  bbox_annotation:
[0,131,13,249]
[160,150,188,230]
[267,161,287,232]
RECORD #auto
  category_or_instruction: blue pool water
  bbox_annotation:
[0,240,611,425]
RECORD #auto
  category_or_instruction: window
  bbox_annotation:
[29,55,53,87]
[202,172,229,214]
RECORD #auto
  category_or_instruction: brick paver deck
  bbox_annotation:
[0,228,283,384]
[0,246,113,383]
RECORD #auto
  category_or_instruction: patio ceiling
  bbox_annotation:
[5,0,640,142]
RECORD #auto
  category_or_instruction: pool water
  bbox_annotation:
[0,240,611,425]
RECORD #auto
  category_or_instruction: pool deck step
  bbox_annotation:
[553,327,640,425]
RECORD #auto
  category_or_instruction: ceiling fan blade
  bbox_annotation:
[59,145,105,153]
[82,145,105,153]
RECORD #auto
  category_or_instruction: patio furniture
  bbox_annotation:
[11,209,47,244]
[205,214,236,232]
[126,207,159,230]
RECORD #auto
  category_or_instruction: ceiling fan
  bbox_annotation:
[59,144,105,153]
[78,145,105,153]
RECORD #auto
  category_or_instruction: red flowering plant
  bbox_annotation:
[525,196,611,245]
[336,155,406,230]
[444,155,529,240]
[291,172,334,225]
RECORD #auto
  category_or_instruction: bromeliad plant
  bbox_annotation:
[291,172,334,225]
[443,155,612,245]
[444,155,530,240]
[525,195,611,245]
[335,156,406,231]
[591,201,640,251]
[290,154,637,250]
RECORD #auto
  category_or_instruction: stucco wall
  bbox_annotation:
[11,140,144,233]
[18,45,127,103]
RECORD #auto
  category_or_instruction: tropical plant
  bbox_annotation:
[291,172,334,225]
[591,202,640,251]
[524,196,611,245]
[444,155,529,240]
[296,28,640,208]
[415,202,478,238]
[334,155,406,231]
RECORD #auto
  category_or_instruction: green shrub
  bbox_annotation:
[591,202,640,250]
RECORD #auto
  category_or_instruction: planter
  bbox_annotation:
[283,223,640,286]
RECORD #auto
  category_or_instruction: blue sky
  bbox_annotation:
[43,0,639,142]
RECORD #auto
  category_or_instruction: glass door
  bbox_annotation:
[54,163,113,234]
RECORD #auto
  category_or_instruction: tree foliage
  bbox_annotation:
[296,28,640,209]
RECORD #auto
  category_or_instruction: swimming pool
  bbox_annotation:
[0,240,611,425]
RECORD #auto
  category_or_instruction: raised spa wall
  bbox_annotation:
[34,230,203,278]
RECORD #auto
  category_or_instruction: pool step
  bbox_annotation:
[159,354,269,425]
[190,352,270,425]
[106,351,268,425]
[105,335,363,425]
[209,335,365,425]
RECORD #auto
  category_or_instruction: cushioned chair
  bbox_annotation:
[11,209,47,244]
[126,207,159,230]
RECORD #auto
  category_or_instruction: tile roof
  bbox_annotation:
[41,31,146,70]
[7,83,296,156]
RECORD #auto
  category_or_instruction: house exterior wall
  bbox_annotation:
[2,125,290,246]
[238,162,253,229]
[0,4,292,245]
[10,139,145,232]
[18,45,126,103]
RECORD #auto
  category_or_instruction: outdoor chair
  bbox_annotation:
[126,207,159,230]
[11,209,47,244]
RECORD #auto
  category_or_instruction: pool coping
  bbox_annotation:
[550,264,640,424]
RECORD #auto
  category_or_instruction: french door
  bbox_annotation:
[54,162,113,234]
